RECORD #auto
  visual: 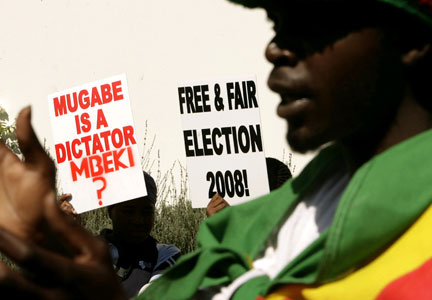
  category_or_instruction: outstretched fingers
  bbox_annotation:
[0,225,83,285]
[0,261,48,299]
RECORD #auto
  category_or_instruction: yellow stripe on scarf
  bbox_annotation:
[264,205,432,300]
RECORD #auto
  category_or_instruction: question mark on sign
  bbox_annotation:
[92,176,107,206]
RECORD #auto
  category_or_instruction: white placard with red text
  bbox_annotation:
[179,75,269,208]
[48,74,146,213]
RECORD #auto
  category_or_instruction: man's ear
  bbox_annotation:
[402,43,431,66]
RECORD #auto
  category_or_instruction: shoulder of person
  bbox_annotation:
[154,244,181,271]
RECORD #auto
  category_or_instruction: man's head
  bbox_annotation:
[108,172,157,245]
[231,0,432,155]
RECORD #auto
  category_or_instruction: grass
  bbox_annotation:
[138,124,207,253]
[151,160,206,254]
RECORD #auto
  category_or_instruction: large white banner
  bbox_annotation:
[179,75,269,208]
[48,74,146,213]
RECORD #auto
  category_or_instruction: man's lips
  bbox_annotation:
[268,67,312,121]
[277,97,310,130]
[267,66,308,94]
[277,96,310,118]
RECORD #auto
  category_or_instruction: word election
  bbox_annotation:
[53,80,124,117]
[183,125,263,157]
[178,80,258,114]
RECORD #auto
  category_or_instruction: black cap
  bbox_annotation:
[226,0,432,29]
[265,157,292,191]
[143,171,157,204]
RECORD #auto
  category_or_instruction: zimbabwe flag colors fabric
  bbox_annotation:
[258,204,432,300]
[140,129,432,300]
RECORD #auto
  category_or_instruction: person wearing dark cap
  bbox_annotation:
[1,0,432,299]
[100,172,180,298]
[58,171,181,298]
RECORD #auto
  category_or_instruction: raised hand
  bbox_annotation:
[0,107,56,241]
[206,193,230,217]
[0,107,126,299]
[58,193,80,222]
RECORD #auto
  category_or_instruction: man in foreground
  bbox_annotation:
[142,1,432,298]
[1,0,432,299]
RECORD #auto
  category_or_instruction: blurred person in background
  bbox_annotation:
[59,171,180,298]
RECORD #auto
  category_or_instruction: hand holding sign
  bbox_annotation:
[0,107,56,241]
[58,193,80,222]
[206,193,230,217]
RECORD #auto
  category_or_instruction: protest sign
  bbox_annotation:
[48,74,146,213]
[179,75,269,208]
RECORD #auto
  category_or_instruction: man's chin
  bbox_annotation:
[287,131,325,153]
[124,233,150,244]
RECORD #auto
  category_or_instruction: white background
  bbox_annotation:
[0,0,315,200]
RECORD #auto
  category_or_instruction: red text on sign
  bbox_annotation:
[53,80,124,117]
[55,125,136,163]
[70,146,135,181]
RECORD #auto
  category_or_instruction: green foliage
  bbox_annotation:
[152,162,206,253]
[153,198,206,254]
[0,106,21,267]
[0,106,21,155]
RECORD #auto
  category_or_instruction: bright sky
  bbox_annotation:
[0,0,315,184]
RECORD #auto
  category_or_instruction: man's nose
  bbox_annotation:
[265,41,298,66]
[131,214,145,224]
